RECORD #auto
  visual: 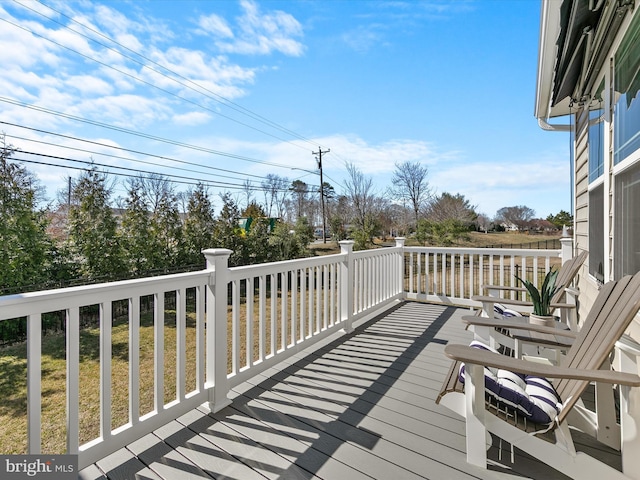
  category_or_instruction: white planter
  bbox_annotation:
[530,313,556,327]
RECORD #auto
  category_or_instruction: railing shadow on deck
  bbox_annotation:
[94,301,455,479]
[93,301,582,479]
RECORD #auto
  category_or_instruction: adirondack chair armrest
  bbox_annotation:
[481,284,528,294]
[549,302,576,310]
[471,295,577,313]
[472,294,534,309]
[461,315,579,339]
[444,344,640,386]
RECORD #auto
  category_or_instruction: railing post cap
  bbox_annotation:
[338,240,355,253]
[395,237,406,247]
[201,248,233,257]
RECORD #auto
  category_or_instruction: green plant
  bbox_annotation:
[515,268,559,316]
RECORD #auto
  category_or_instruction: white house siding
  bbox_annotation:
[572,108,599,325]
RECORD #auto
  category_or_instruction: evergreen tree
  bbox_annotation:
[0,137,53,292]
[182,183,215,267]
[67,168,124,279]
[546,210,573,230]
[150,191,182,270]
[242,201,267,219]
[119,178,154,274]
[213,193,244,266]
[245,217,273,263]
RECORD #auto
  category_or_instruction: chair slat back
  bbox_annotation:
[550,250,588,304]
[555,272,640,424]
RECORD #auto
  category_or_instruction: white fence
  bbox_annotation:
[0,238,567,468]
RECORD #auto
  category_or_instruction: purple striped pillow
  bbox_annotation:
[459,341,561,424]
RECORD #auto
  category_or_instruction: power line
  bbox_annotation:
[0,14,311,150]
[23,0,323,150]
[0,2,346,195]
[4,1,328,153]
[10,151,321,194]
[0,97,299,170]
[1,122,268,182]
[16,150,253,189]
[11,155,307,194]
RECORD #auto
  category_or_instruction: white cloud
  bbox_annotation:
[139,47,257,105]
[197,14,234,38]
[66,74,113,96]
[173,111,211,126]
[213,0,305,56]
[68,94,172,129]
[341,25,386,53]
[93,4,140,39]
[428,157,570,217]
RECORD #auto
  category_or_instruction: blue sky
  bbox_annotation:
[0,0,570,219]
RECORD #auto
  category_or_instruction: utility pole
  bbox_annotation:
[312,147,329,243]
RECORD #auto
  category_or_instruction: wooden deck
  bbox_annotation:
[79,301,622,480]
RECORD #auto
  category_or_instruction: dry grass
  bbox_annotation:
[0,305,199,454]
[0,282,336,455]
[310,232,562,253]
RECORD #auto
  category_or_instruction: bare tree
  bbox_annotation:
[495,205,536,231]
[343,163,385,248]
[427,192,477,224]
[261,174,289,218]
[129,173,174,214]
[476,213,492,233]
[344,163,374,228]
[242,179,253,211]
[389,160,432,225]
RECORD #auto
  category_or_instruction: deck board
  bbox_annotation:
[80,301,623,480]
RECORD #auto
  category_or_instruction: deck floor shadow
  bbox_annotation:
[80,301,622,480]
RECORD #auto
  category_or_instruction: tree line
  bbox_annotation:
[1,136,571,296]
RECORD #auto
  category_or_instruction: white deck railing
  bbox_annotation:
[404,245,564,307]
[0,237,569,468]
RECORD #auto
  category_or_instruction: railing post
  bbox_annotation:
[395,237,406,297]
[339,240,355,333]
[202,248,233,413]
[560,227,573,263]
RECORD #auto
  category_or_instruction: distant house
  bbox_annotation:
[500,223,519,232]
[529,218,557,233]
[535,1,640,321]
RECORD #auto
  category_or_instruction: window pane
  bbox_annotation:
[614,12,640,164]
[589,185,604,282]
[615,163,640,278]
[589,107,604,182]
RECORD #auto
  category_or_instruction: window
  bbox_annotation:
[614,12,640,164]
[612,12,640,279]
[588,79,605,281]
[615,164,640,278]
[588,85,604,182]
[589,184,605,282]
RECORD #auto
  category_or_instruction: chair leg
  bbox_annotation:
[618,348,640,479]
[465,363,488,468]
[595,381,621,449]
